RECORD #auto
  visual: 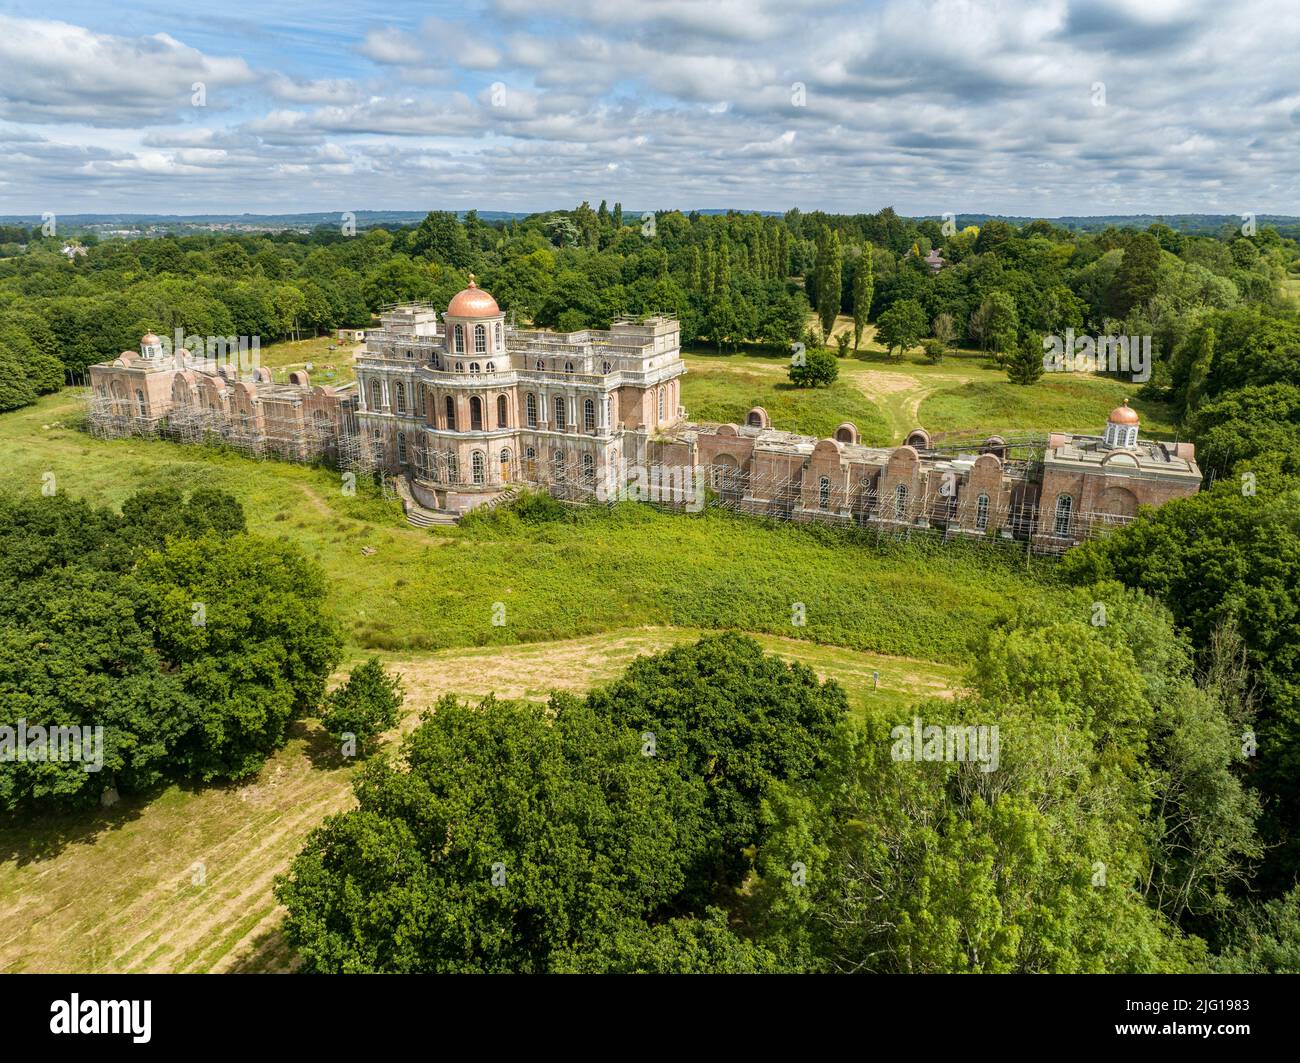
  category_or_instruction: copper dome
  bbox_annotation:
[1108,401,1140,426]
[446,275,499,318]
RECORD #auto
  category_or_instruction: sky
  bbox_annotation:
[0,0,1297,218]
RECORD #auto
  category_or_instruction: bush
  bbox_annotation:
[788,347,838,388]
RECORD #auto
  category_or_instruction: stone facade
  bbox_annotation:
[86,280,1200,548]
[353,279,685,513]
[662,400,1200,552]
[87,335,353,462]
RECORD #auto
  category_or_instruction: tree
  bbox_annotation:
[788,347,839,388]
[134,534,343,780]
[276,693,702,972]
[409,211,474,269]
[851,243,874,349]
[970,291,1019,362]
[1005,336,1045,385]
[815,228,842,342]
[875,299,926,360]
[932,312,956,349]
[322,657,405,754]
[584,633,847,891]
[834,331,852,358]
[0,568,192,811]
[1112,232,1161,317]
[1182,326,1214,416]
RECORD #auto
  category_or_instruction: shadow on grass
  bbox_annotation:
[0,794,153,867]
[226,924,300,973]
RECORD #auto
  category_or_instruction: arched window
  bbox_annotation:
[369,379,381,410]
[135,389,146,417]
[582,453,595,483]
[584,398,595,432]
[976,493,990,530]
[602,360,612,374]
[454,324,464,353]
[474,324,487,353]
[447,452,458,482]
[432,352,441,370]
[1054,494,1073,537]
[445,395,456,431]
[526,393,537,428]
[470,396,483,431]
[554,396,566,430]
[894,483,908,520]
[455,362,463,372]
[394,382,406,414]
[657,387,665,421]
[471,450,485,484]
[536,358,545,371]
[553,449,566,480]
[500,447,512,467]
[485,362,494,373]
[495,322,503,346]
[415,382,424,411]
[469,362,480,375]
[497,394,508,428]
[398,432,408,464]
[565,361,574,375]
[819,476,830,509]
[525,445,536,459]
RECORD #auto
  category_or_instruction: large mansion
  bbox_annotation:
[88,279,1201,551]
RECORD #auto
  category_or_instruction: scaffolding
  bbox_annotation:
[83,387,361,470]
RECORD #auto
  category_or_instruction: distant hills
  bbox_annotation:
[1,209,1296,237]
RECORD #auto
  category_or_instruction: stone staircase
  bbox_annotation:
[392,475,460,528]
[476,484,522,513]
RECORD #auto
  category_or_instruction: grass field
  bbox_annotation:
[685,313,1178,444]
[255,335,361,385]
[0,627,960,973]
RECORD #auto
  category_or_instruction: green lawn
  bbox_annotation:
[682,349,893,443]
[255,335,360,385]
[918,376,1177,439]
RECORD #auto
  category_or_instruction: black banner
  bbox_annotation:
[4,973,1292,1050]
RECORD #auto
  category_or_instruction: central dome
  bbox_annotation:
[1108,401,1140,426]
[447,275,500,318]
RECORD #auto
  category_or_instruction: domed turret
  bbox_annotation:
[1103,401,1139,449]
[445,275,505,359]
[140,332,164,360]
[447,275,500,318]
